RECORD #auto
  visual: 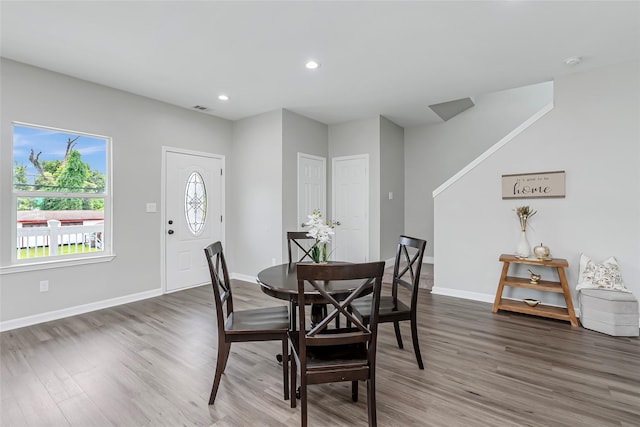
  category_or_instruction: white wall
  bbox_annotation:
[379,116,404,260]
[228,110,283,275]
[0,59,232,324]
[328,117,381,261]
[434,61,640,308]
[405,82,554,258]
[5,56,619,331]
[282,109,328,258]
[228,109,328,274]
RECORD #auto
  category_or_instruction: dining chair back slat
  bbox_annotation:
[287,231,315,264]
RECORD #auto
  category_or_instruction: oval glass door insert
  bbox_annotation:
[185,171,207,235]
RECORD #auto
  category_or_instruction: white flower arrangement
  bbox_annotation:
[303,209,339,263]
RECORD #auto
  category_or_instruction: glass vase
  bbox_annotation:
[311,243,328,263]
[515,230,531,258]
[310,244,320,263]
[321,243,328,263]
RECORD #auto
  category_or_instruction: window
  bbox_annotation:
[185,171,207,235]
[12,123,111,263]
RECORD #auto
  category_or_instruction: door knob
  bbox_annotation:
[168,229,174,235]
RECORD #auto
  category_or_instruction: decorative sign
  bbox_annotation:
[502,171,565,199]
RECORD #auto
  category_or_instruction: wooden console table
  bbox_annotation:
[492,254,578,326]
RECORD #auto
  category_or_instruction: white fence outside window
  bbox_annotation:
[17,220,104,258]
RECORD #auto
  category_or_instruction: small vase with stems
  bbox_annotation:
[514,206,536,258]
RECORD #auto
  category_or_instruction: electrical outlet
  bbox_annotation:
[40,280,49,292]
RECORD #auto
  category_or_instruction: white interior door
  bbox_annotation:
[332,154,369,262]
[298,153,326,229]
[165,149,223,292]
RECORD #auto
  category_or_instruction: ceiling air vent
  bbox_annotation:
[192,105,209,111]
[428,97,474,122]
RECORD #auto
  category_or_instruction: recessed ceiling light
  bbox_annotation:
[563,56,582,66]
[305,60,320,70]
[218,94,229,101]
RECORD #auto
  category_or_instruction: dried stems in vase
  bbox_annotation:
[515,206,537,232]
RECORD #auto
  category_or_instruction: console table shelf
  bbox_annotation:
[492,254,578,326]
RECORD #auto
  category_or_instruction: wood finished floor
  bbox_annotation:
[1,281,639,427]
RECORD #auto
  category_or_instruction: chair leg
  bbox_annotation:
[290,301,297,330]
[300,378,308,427]
[290,352,297,408]
[282,338,290,400]
[367,376,377,427]
[209,342,231,405]
[411,317,424,370]
[393,321,404,349]
[351,380,358,402]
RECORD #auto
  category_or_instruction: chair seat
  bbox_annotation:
[351,295,411,320]
[289,332,368,370]
[225,305,290,333]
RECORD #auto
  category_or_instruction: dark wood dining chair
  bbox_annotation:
[290,261,385,427]
[287,231,315,264]
[287,231,337,327]
[204,241,290,404]
[349,235,427,369]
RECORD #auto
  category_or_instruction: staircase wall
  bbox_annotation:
[405,82,553,260]
[433,61,640,306]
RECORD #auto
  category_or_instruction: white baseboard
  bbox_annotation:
[431,286,495,303]
[164,281,208,294]
[0,288,163,332]
[232,272,258,283]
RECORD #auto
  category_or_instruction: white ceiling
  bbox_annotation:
[2,1,639,128]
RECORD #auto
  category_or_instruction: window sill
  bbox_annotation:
[0,254,116,275]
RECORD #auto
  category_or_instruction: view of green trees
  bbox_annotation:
[14,136,105,211]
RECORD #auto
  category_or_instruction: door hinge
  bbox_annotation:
[220,168,223,176]
[220,215,223,223]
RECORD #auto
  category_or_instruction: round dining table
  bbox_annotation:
[257,262,364,305]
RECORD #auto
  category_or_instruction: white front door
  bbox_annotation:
[332,154,369,262]
[164,149,224,293]
[298,153,326,229]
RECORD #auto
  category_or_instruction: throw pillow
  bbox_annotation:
[576,254,629,292]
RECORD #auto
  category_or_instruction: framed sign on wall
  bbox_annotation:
[502,170,565,199]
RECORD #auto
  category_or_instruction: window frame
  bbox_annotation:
[5,121,114,273]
